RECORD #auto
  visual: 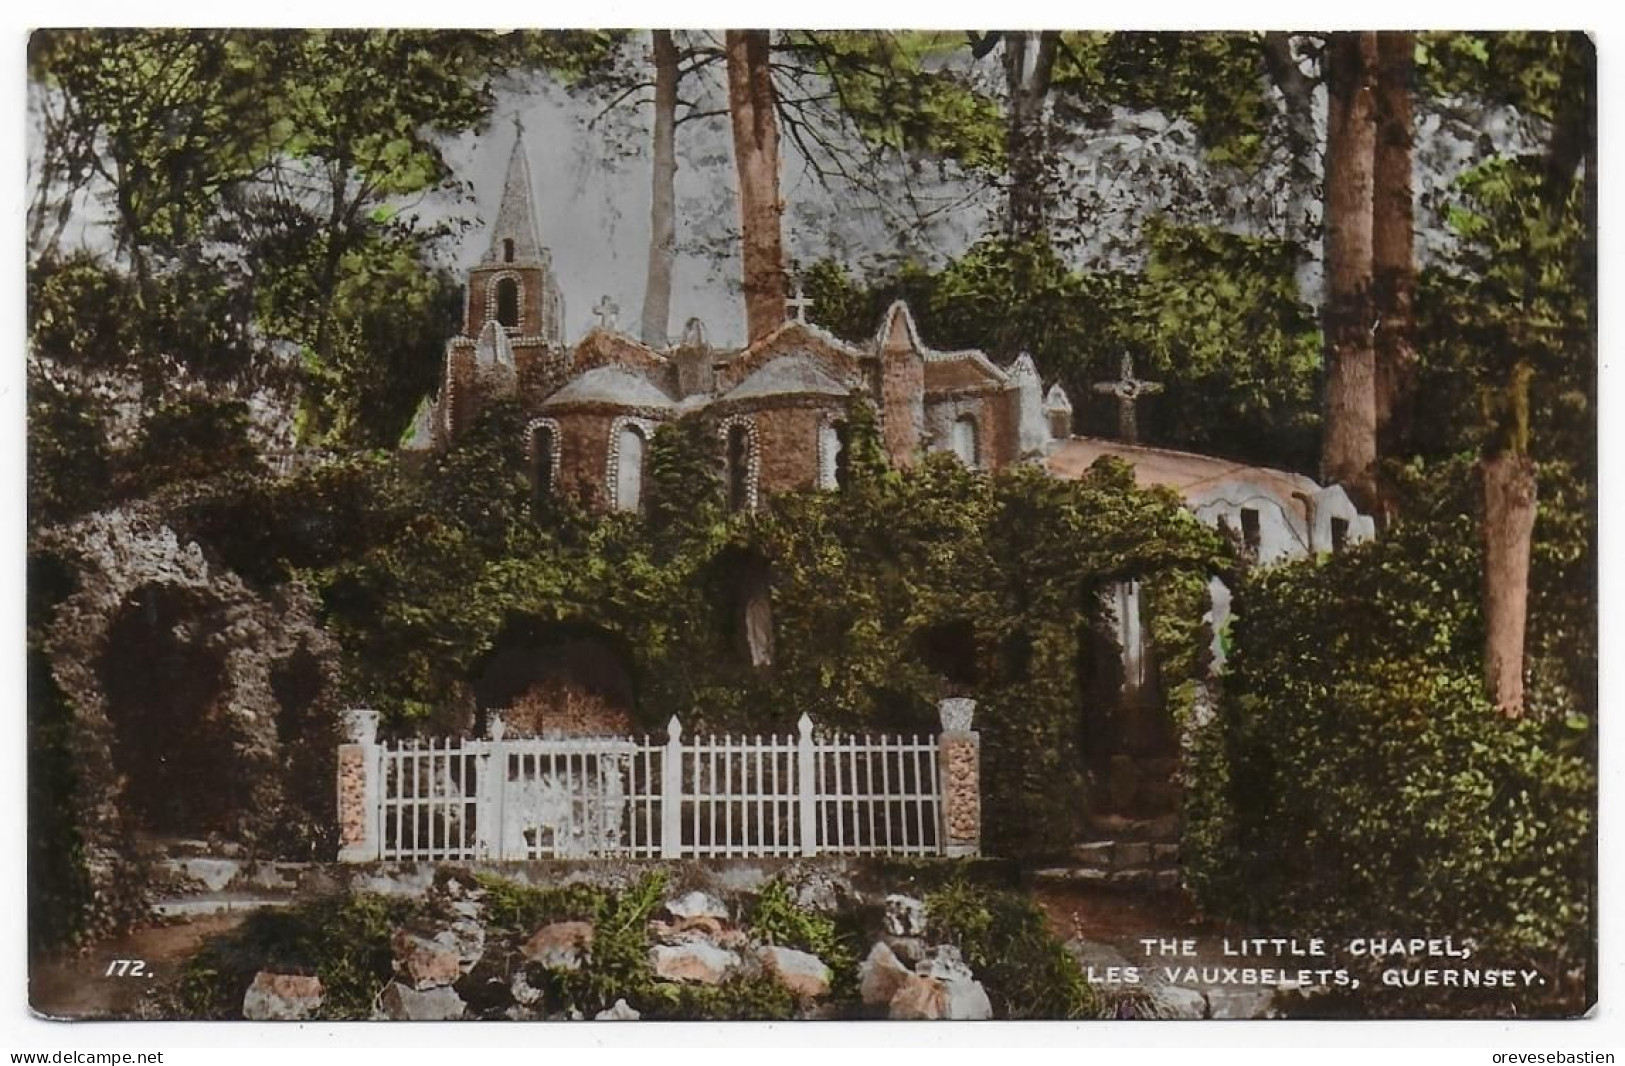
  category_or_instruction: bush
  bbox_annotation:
[167,893,425,1019]
[924,876,1098,1019]
[1185,520,1594,977]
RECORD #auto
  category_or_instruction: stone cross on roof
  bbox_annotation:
[592,295,620,331]
[786,283,813,324]
[1093,353,1162,444]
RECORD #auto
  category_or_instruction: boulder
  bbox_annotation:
[242,972,323,1021]
[665,890,729,923]
[859,942,912,1007]
[883,894,927,937]
[377,982,467,1021]
[789,871,843,912]
[887,974,948,1020]
[594,998,641,1021]
[509,969,545,1008]
[759,945,831,999]
[889,945,993,1020]
[650,941,740,985]
[522,921,594,971]
[884,936,928,968]
[391,929,465,990]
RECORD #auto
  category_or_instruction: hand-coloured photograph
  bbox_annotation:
[24,28,1595,1023]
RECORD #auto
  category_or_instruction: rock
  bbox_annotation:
[665,891,728,923]
[885,936,928,968]
[179,858,241,893]
[789,871,842,912]
[377,982,466,1021]
[522,921,594,971]
[1205,988,1272,1020]
[859,942,912,1007]
[883,894,927,937]
[759,945,831,999]
[676,915,726,939]
[594,998,641,1021]
[888,974,948,1019]
[1142,983,1207,1020]
[509,969,545,1008]
[392,929,467,990]
[650,941,740,985]
[917,943,973,982]
[910,946,992,1020]
[242,972,322,1021]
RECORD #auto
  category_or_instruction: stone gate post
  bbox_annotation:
[936,698,981,857]
[337,708,381,862]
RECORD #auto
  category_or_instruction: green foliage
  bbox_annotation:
[746,880,858,995]
[168,892,424,1019]
[1053,32,1275,169]
[924,876,1098,1019]
[1184,521,1593,969]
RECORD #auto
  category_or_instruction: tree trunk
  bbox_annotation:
[640,29,679,348]
[1002,30,1059,242]
[1320,32,1379,512]
[1372,30,1416,522]
[1481,450,1536,717]
[725,29,786,345]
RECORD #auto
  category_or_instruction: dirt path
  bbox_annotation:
[29,914,248,1020]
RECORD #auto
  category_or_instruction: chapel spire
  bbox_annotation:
[484,120,544,265]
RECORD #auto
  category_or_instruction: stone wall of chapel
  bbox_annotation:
[879,351,925,468]
[749,406,828,495]
[548,411,619,509]
[926,393,1020,470]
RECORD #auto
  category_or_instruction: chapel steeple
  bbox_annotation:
[460,120,565,347]
[483,122,545,266]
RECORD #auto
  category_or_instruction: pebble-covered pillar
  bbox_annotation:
[936,697,981,857]
[337,708,381,862]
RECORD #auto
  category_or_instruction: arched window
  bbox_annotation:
[726,423,752,512]
[951,414,979,469]
[496,277,520,328]
[614,423,646,512]
[820,419,852,489]
[503,238,515,263]
[531,423,556,503]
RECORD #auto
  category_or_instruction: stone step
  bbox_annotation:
[1071,839,1179,871]
[1085,811,1180,843]
[1032,866,1182,892]
[157,857,309,894]
[152,894,295,919]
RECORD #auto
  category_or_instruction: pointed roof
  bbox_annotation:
[719,353,854,403]
[482,128,544,265]
[541,366,676,411]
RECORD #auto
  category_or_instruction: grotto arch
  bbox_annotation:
[37,508,340,887]
[470,617,639,738]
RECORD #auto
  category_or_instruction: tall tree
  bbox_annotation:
[1319,32,1380,510]
[999,30,1060,241]
[725,29,787,344]
[1372,31,1417,519]
[639,30,680,346]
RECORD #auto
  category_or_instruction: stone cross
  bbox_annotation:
[786,283,813,324]
[592,295,619,331]
[1092,353,1162,444]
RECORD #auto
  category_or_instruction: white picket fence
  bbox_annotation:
[362,713,957,862]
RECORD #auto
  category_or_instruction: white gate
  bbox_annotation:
[350,709,978,862]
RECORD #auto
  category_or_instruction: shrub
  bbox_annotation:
[924,876,1098,1019]
[1185,520,1594,977]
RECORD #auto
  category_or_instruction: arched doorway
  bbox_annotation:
[471,619,637,738]
[96,584,245,838]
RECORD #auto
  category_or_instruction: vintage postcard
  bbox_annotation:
[23,28,1596,1024]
